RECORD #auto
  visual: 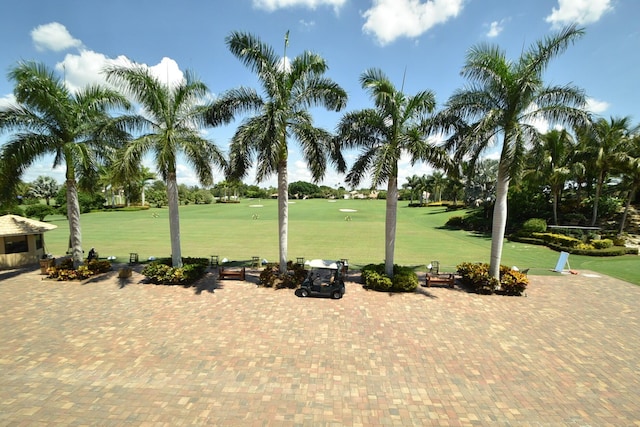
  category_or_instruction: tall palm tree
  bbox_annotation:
[403,174,422,204]
[136,166,157,207]
[437,25,588,279]
[526,129,576,225]
[336,68,443,277]
[0,61,130,266]
[427,171,446,202]
[105,64,226,268]
[616,132,640,234]
[97,164,123,208]
[576,116,637,226]
[207,31,347,274]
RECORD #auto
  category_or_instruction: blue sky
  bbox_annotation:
[1,0,637,189]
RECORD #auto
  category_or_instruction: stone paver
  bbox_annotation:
[0,265,639,426]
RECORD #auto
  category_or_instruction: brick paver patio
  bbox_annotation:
[0,266,638,426]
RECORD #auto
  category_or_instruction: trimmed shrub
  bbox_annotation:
[456,262,496,294]
[87,259,112,273]
[531,232,582,248]
[361,263,418,292]
[456,262,528,296]
[499,266,529,296]
[258,261,306,289]
[521,218,547,233]
[591,239,613,249]
[445,216,464,228]
[510,233,634,256]
[392,267,419,292]
[612,236,626,247]
[141,257,208,286]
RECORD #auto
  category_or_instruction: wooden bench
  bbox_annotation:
[426,273,455,288]
[218,266,246,281]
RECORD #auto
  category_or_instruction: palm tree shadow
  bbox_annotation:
[415,287,437,298]
[194,272,222,295]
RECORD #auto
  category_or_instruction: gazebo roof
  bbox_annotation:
[0,215,57,237]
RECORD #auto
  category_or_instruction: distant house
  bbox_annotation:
[0,215,57,269]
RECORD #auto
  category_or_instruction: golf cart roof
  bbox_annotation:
[305,259,341,269]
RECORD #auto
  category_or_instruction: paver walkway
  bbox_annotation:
[0,266,639,426]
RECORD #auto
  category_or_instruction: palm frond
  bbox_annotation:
[206,87,263,126]
[519,24,584,80]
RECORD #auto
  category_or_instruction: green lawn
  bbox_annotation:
[41,198,640,285]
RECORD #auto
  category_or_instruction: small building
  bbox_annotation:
[0,215,57,269]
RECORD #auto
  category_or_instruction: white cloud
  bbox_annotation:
[0,93,16,109]
[253,0,346,12]
[362,0,465,46]
[148,57,185,87]
[31,22,83,52]
[55,50,184,94]
[545,0,612,27]
[585,97,609,114]
[486,20,504,38]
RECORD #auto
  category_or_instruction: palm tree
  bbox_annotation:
[616,132,640,234]
[207,31,347,274]
[336,68,443,277]
[437,25,588,279]
[97,164,123,208]
[576,116,637,226]
[444,170,465,206]
[427,171,446,202]
[527,129,576,225]
[105,64,226,268]
[29,175,59,206]
[136,166,157,207]
[0,61,130,266]
[403,174,422,204]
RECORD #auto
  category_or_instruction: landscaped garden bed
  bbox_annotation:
[46,258,112,281]
[141,257,209,286]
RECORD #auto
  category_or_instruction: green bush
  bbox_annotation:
[498,266,529,296]
[47,258,112,281]
[531,232,582,248]
[456,262,528,296]
[591,239,613,249]
[361,263,418,292]
[141,257,208,286]
[510,233,633,257]
[86,259,112,273]
[24,204,57,221]
[521,218,547,233]
[0,205,24,216]
[445,216,464,228]
[612,236,626,247]
[392,267,419,292]
[258,261,306,289]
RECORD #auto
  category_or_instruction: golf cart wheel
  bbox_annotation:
[300,288,309,297]
[331,290,342,299]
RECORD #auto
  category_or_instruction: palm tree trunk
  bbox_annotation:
[277,161,289,274]
[591,171,604,226]
[619,187,636,235]
[66,179,83,269]
[166,173,182,268]
[141,186,146,206]
[489,167,510,280]
[552,190,559,225]
[385,175,398,278]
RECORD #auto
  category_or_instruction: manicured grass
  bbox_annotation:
[41,199,640,284]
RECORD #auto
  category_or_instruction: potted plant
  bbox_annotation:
[39,255,55,275]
